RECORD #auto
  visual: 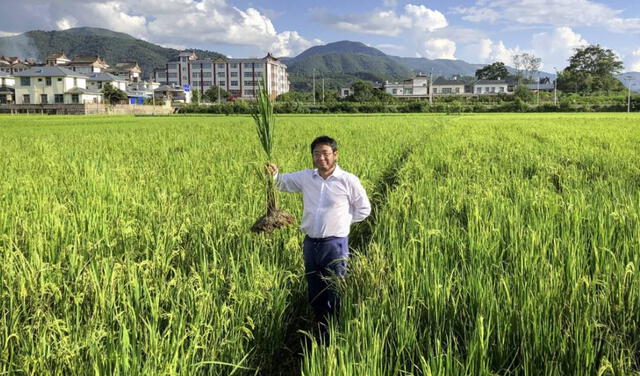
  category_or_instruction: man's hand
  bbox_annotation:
[265,163,278,176]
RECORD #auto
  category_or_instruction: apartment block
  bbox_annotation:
[154,51,289,100]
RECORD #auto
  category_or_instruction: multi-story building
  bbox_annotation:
[154,51,289,100]
[13,66,102,104]
[0,71,15,104]
[383,74,429,97]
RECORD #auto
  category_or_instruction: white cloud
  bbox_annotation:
[270,31,322,57]
[0,31,19,37]
[462,38,520,65]
[627,49,640,72]
[453,0,640,33]
[531,27,588,69]
[313,4,447,36]
[422,38,456,59]
[0,0,316,57]
[56,18,75,30]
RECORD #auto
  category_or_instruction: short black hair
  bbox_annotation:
[310,136,338,154]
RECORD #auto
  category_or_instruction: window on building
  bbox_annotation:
[168,64,177,69]
[499,87,505,93]
[23,94,30,103]
[203,72,212,77]
[244,89,254,96]
[217,72,225,77]
[182,67,187,72]
[230,81,238,86]
[217,63,225,69]
[230,63,238,68]
[46,77,52,86]
[244,71,254,77]
[455,88,460,93]
[20,77,30,86]
[192,72,200,78]
[443,88,452,94]
[244,80,254,86]
[230,72,238,77]
[491,87,496,93]
[476,87,481,94]
[58,78,62,82]
[203,81,212,86]
[72,94,79,104]
[433,88,438,94]
[168,73,177,78]
[97,82,103,89]
[40,94,48,104]
[73,78,77,87]
[244,63,252,69]
[219,81,226,86]
[392,89,397,94]
[54,94,64,103]
[254,63,263,68]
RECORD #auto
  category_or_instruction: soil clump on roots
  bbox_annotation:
[251,209,295,233]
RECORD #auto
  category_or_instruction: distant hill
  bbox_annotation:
[0,27,224,79]
[285,40,495,91]
[617,72,640,92]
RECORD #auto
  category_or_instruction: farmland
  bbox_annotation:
[1,113,639,375]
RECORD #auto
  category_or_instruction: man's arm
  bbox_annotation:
[267,163,303,193]
[349,176,371,223]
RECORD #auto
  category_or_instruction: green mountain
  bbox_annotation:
[0,27,224,79]
[284,41,491,91]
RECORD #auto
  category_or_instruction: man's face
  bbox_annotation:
[312,144,338,171]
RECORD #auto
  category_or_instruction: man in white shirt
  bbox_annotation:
[267,136,371,338]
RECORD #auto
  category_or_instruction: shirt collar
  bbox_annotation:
[313,164,344,179]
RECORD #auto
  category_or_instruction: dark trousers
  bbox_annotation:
[303,235,349,323]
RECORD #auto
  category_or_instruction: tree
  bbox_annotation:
[475,62,509,80]
[191,88,201,104]
[512,53,542,82]
[557,44,624,94]
[514,84,534,102]
[102,83,127,105]
[203,86,230,102]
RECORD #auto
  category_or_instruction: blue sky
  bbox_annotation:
[1,0,639,71]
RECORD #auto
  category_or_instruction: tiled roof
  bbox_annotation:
[13,66,87,78]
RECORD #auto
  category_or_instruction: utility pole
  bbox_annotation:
[312,69,316,105]
[553,67,558,107]
[429,68,433,105]
[626,77,632,113]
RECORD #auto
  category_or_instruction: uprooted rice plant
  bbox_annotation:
[1,113,639,375]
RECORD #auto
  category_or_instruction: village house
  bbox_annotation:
[46,53,71,66]
[431,77,465,95]
[153,51,289,100]
[13,66,102,104]
[0,71,15,104]
[67,55,109,74]
[473,79,513,95]
[0,56,34,74]
[86,72,128,92]
[110,62,142,82]
[383,74,429,98]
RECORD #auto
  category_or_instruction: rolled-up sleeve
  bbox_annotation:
[275,171,304,193]
[349,176,371,223]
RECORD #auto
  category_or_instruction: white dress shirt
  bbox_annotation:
[275,165,371,238]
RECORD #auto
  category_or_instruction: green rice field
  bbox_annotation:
[1,113,639,375]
